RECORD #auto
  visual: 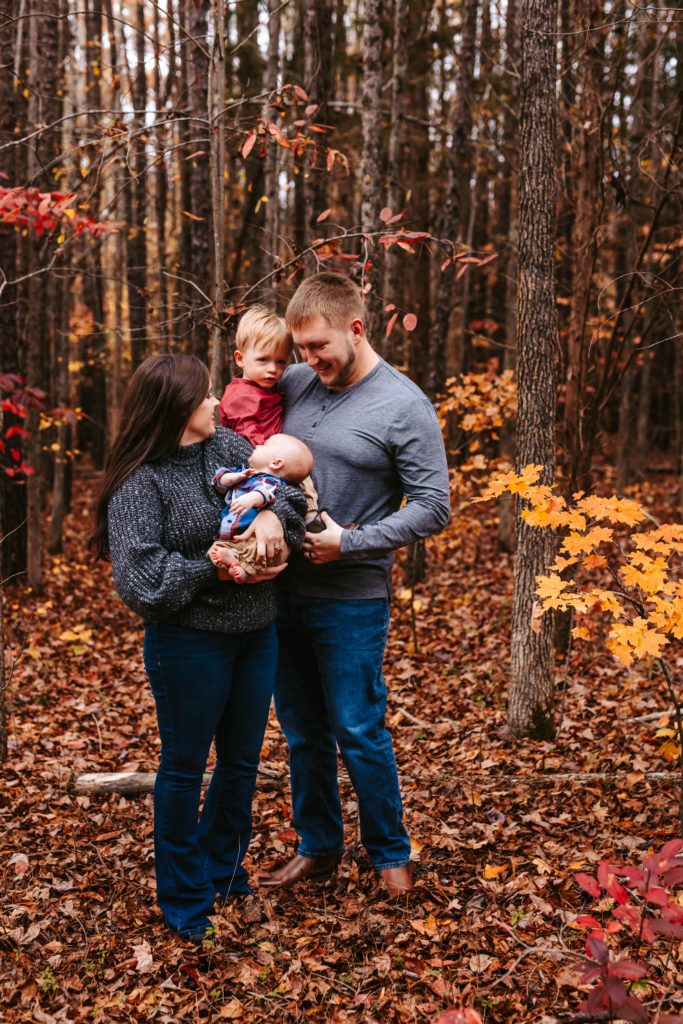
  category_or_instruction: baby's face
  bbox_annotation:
[248,437,287,472]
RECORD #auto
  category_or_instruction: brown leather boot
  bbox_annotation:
[258,853,341,890]
[379,865,413,897]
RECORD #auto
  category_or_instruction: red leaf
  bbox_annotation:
[379,207,393,223]
[402,313,418,332]
[316,208,332,223]
[597,860,629,904]
[608,959,648,981]
[241,133,257,158]
[575,872,601,898]
[384,303,396,312]
[660,838,683,861]
[586,936,609,963]
[385,312,398,338]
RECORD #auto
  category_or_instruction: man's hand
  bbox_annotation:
[230,491,264,516]
[237,509,285,566]
[302,511,343,564]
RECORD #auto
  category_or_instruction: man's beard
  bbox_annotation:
[325,341,356,389]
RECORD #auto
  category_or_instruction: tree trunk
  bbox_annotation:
[497,0,519,554]
[360,0,385,346]
[209,0,227,393]
[563,0,602,493]
[188,0,211,362]
[0,0,27,582]
[261,0,283,285]
[507,0,559,741]
[383,0,409,363]
[429,0,478,398]
[303,0,333,269]
[127,0,149,368]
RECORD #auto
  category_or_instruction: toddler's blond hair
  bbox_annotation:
[235,305,292,355]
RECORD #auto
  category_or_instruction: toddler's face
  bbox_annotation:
[236,343,289,388]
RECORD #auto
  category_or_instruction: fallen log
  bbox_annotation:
[73,768,677,797]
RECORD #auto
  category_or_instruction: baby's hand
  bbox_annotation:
[230,491,265,517]
[220,468,250,488]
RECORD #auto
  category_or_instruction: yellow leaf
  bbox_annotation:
[659,740,681,763]
[483,863,508,880]
[59,629,80,642]
[572,626,590,640]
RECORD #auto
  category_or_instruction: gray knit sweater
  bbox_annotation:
[108,427,306,633]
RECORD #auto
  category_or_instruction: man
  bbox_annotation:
[260,273,450,897]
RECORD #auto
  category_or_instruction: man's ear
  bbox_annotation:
[234,348,244,368]
[350,317,365,340]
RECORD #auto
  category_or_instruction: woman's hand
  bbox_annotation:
[236,509,285,566]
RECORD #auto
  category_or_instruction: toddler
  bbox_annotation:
[208,433,314,581]
[219,306,318,518]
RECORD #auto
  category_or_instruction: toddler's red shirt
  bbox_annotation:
[218,377,284,446]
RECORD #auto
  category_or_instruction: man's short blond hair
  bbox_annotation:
[285,273,365,332]
[235,305,292,355]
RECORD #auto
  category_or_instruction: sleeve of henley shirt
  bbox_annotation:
[108,471,216,619]
[339,396,451,560]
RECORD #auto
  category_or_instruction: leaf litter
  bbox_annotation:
[1,475,681,1022]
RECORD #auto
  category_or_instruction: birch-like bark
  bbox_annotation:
[360,0,384,347]
[507,0,559,740]
[127,0,149,367]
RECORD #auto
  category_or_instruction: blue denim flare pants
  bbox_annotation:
[143,620,276,936]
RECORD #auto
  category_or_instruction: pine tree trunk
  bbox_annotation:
[429,0,478,398]
[507,0,559,741]
[360,0,385,346]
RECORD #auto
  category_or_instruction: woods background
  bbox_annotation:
[2,0,682,578]
[2,2,683,1022]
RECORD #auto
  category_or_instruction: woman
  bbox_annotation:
[91,353,306,943]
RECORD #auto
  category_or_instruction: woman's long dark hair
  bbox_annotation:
[91,353,210,559]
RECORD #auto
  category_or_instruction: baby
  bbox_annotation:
[219,305,318,518]
[208,433,314,581]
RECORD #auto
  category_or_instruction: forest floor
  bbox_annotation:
[1,472,682,1024]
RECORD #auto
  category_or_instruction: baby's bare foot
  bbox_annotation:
[229,563,248,583]
[209,544,238,568]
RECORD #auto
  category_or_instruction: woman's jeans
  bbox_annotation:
[143,621,276,936]
[274,592,411,870]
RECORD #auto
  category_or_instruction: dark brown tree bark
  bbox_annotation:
[0,0,27,581]
[429,0,478,398]
[564,0,603,493]
[187,0,211,361]
[507,0,559,740]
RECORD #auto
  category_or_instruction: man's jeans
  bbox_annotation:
[274,592,411,870]
[143,621,276,936]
